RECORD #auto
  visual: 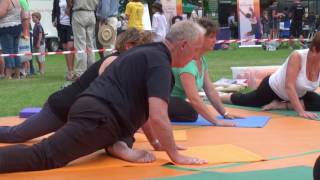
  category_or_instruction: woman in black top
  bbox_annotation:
[0,28,153,162]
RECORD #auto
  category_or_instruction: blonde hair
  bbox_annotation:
[116,28,152,53]
[310,32,320,53]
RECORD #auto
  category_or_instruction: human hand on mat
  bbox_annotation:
[223,113,244,119]
[298,111,319,120]
[171,154,208,165]
[215,120,237,127]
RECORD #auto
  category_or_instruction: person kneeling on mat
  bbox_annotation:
[0,28,156,164]
[0,20,207,173]
[221,32,320,120]
[169,17,241,126]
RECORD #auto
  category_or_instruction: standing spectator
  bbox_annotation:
[151,2,167,42]
[289,0,305,38]
[52,0,75,80]
[96,0,119,58]
[0,45,4,78]
[228,11,238,39]
[125,0,144,31]
[268,1,282,39]
[32,12,45,75]
[261,10,270,38]
[0,0,25,79]
[307,11,316,29]
[67,0,99,78]
[190,10,198,22]
[19,0,33,77]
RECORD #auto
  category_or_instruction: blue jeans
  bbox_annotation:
[0,25,22,69]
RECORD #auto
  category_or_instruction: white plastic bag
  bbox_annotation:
[18,37,32,62]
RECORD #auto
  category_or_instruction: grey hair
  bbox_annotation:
[165,20,205,44]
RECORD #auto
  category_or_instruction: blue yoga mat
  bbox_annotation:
[171,115,270,128]
[19,107,42,118]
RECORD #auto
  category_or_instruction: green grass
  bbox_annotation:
[0,48,294,117]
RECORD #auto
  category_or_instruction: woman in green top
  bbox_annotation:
[169,18,240,126]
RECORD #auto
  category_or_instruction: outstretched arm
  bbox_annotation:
[148,97,207,165]
[285,51,318,119]
[239,9,246,17]
[180,73,235,126]
[203,71,241,119]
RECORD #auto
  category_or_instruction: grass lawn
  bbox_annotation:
[0,48,294,117]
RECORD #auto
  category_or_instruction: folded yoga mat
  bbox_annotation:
[171,115,270,128]
[155,144,265,166]
[224,104,320,120]
[135,130,187,142]
[157,166,312,180]
[19,107,42,118]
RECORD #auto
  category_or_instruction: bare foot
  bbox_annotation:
[262,100,286,111]
[107,141,156,163]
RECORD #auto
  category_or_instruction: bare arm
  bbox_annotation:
[148,97,206,165]
[180,73,235,126]
[285,52,318,119]
[141,120,161,150]
[239,9,246,17]
[180,73,218,123]
[203,71,226,115]
[0,0,10,18]
[98,56,118,75]
[66,0,73,16]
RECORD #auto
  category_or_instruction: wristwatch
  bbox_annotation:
[223,112,229,118]
[151,139,160,147]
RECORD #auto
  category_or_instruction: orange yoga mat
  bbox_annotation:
[155,144,265,166]
[134,130,187,142]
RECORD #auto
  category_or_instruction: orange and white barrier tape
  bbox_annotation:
[0,38,310,57]
[0,48,113,58]
[216,37,309,44]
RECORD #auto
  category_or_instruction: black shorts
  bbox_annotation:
[57,24,73,44]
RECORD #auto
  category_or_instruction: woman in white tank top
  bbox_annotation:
[222,32,320,120]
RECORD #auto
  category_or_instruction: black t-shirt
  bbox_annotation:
[290,3,305,22]
[47,52,120,120]
[81,42,173,136]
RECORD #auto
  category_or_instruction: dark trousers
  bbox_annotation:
[290,21,303,38]
[231,76,320,111]
[314,155,320,180]
[231,76,281,107]
[0,102,64,143]
[168,96,198,122]
[0,96,124,173]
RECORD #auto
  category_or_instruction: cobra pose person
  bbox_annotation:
[0,21,207,173]
[221,32,320,120]
[169,18,240,126]
[0,29,156,163]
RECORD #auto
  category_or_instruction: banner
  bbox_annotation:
[237,0,261,46]
[161,0,177,25]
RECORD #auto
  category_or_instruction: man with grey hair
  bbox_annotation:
[0,20,206,173]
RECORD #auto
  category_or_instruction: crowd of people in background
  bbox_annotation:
[1,0,320,81]
[228,0,320,40]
